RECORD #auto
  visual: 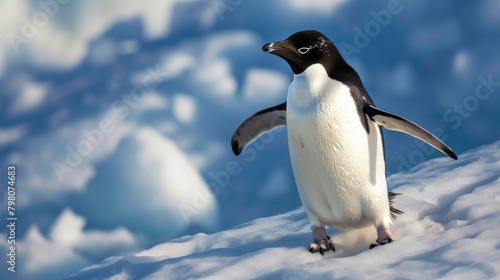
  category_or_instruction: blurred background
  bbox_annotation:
[0,0,499,278]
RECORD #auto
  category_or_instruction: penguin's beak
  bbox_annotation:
[262,42,281,53]
[262,40,290,54]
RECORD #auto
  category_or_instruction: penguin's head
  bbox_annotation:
[262,30,343,75]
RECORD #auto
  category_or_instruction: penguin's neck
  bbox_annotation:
[289,63,330,107]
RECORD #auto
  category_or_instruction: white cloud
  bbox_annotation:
[66,127,219,244]
[287,0,348,13]
[194,58,237,98]
[161,51,197,78]
[0,125,27,146]
[18,226,90,279]
[136,91,169,111]
[13,109,135,208]
[190,31,260,99]
[452,50,473,80]
[0,0,181,76]
[173,93,196,124]
[203,31,258,59]
[49,208,86,247]
[11,80,48,114]
[0,0,30,74]
[131,127,219,230]
[242,68,289,102]
[49,208,137,254]
[13,208,138,279]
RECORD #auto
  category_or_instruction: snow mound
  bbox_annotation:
[68,141,500,279]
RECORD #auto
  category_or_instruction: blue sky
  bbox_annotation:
[0,0,499,278]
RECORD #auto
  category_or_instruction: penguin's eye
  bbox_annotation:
[298,47,311,55]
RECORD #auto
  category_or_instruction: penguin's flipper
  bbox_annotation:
[231,102,286,155]
[364,105,458,160]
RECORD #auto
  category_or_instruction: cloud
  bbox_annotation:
[17,226,90,279]
[11,109,135,208]
[287,0,348,13]
[202,31,258,59]
[193,58,237,98]
[10,80,48,115]
[0,0,181,76]
[131,128,219,230]
[136,91,169,111]
[49,209,138,258]
[8,208,138,279]
[160,51,197,78]
[78,127,219,239]
[0,125,27,146]
[190,31,261,99]
[452,50,474,80]
[242,68,289,102]
[173,93,196,124]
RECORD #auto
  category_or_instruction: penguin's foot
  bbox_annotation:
[369,237,395,249]
[308,227,335,255]
[369,225,395,249]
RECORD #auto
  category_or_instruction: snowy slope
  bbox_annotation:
[68,141,500,279]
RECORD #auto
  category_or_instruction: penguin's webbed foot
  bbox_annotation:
[309,227,335,255]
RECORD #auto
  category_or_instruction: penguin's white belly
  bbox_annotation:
[287,65,389,230]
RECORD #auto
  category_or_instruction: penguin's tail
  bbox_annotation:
[388,192,404,219]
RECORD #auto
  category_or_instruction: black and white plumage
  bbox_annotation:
[231,30,457,254]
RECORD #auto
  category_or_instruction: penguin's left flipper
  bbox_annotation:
[231,102,286,155]
[364,105,458,160]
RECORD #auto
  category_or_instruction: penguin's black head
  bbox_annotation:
[262,30,344,75]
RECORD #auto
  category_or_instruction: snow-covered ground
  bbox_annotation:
[68,140,500,279]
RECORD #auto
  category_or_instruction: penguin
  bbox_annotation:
[231,30,457,254]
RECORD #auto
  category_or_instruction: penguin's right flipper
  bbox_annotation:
[231,102,286,155]
[364,105,458,160]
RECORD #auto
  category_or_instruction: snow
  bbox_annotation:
[69,141,500,279]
